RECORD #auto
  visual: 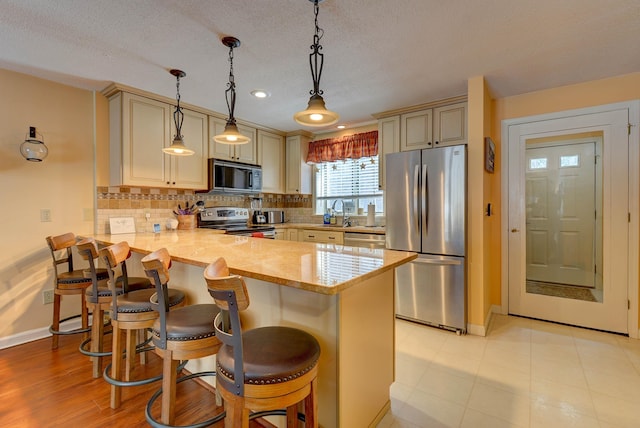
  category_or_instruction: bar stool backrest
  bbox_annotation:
[141,248,172,349]
[204,257,250,397]
[76,238,101,304]
[100,241,132,320]
[46,232,77,278]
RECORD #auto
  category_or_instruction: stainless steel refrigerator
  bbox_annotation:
[386,145,467,334]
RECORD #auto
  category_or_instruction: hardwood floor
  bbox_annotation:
[0,332,227,427]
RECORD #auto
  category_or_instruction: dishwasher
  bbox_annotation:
[344,232,386,249]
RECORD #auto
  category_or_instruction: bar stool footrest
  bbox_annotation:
[145,370,224,428]
[49,314,92,336]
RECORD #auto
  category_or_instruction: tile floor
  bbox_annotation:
[377,314,640,428]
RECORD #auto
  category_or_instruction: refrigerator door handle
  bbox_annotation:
[412,258,463,266]
[413,164,420,232]
[422,163,428,235]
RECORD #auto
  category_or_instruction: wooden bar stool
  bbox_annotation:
[100,241,186,409]
[141,248,224,427]
[46,232,108,350]
[204,257,321,428]
[76,238,121,378]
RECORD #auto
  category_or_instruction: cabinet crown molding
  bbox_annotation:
[372,95,468,119]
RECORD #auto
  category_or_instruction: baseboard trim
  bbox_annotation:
[466,305,496,337]
[0,318,86,350]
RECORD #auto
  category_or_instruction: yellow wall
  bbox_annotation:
[0,69,96,341]
[490,72,640,314]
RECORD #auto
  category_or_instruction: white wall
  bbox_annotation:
[0,69,96,345]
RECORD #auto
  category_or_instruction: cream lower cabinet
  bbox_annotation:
[286,135,312,194]
[258,130,285,193]
[301,229,344,244]
[109,92,207,189]
[209,116,257,165]
[286,229,299,242]
[274,229,286,240]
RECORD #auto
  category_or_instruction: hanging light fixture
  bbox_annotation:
[213,36,250,145]
[20,126,48,162]
[163,69,194,156]
[294,0,339,127]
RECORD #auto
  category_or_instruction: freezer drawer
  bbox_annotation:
[395,254,466,333]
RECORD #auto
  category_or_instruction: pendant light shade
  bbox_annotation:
[213,36,250,145]
[20,126,48,162]
[163,69,194,156]
[294,0,339,127]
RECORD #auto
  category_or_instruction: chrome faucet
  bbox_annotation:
[331,199,352,227]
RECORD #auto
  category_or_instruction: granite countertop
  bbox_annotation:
[273,223,386,234]
[90,229,414,295]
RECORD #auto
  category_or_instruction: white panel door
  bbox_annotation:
[507,108,631,334]
[526,142,596,287]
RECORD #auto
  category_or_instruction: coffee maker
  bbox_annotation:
[250,197,266,225]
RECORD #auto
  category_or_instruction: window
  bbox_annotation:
[314,156,383,215]
[529,157,548,170]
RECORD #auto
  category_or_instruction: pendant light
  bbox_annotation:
[20,126,48,162]
[294,0,339,127]
[163,69,194,156]
[213,36,250,145]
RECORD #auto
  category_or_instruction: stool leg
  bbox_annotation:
[304,377,318,428]
[111,324,123,409]
[286,404,297,427]
[51,293,61,349]
[125,329,136,381]
[161,352,178,425]
[138,329,147,365]
[91,306,104,378]
[81,292,89,341]
[223,394,248,428]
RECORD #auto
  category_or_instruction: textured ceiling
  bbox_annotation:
[1,0,639,132]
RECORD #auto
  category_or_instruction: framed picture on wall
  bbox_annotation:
[485,137,495,173]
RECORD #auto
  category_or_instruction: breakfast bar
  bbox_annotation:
[90,229,416,428]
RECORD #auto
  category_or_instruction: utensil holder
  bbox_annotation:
[176,214,196,230]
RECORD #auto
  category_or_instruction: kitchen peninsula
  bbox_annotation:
[90,229,416,428]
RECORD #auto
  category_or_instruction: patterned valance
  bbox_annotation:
[306,130,378,163]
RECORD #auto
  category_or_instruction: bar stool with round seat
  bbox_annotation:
[100,241,186,409]
[141,248,224,427]
[46,232,108,350]
[76,238,124,378]
[204,257,321,428]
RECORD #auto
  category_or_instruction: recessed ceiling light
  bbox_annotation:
[251,90,270,98]
[337,125,346,129]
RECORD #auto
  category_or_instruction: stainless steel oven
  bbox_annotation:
[198,206,275,238]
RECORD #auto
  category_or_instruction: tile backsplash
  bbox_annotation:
[96,186,314,234]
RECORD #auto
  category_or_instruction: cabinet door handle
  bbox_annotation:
[427,141,432,146]
[435,141,439,145]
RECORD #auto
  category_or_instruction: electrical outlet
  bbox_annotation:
[42,289,54,305]
[40,209,52,222]
[145,211,151,220]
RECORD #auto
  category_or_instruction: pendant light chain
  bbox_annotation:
[174,73,184,139]
[310,0,325,96]
[225,43,237,124]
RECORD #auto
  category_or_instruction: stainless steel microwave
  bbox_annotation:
[208,159,262,193]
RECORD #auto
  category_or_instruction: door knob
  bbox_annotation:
[511,228,519,233]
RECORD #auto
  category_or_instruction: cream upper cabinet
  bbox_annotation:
[377,116,400,190]
[399,102,467,151]
[109,92,207,189]
[208,116,258,165]
[433,102,467,147]
[170,108,208,189]
[258,130,285,193]
[286,135,312,194]
[401,109,433,151]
